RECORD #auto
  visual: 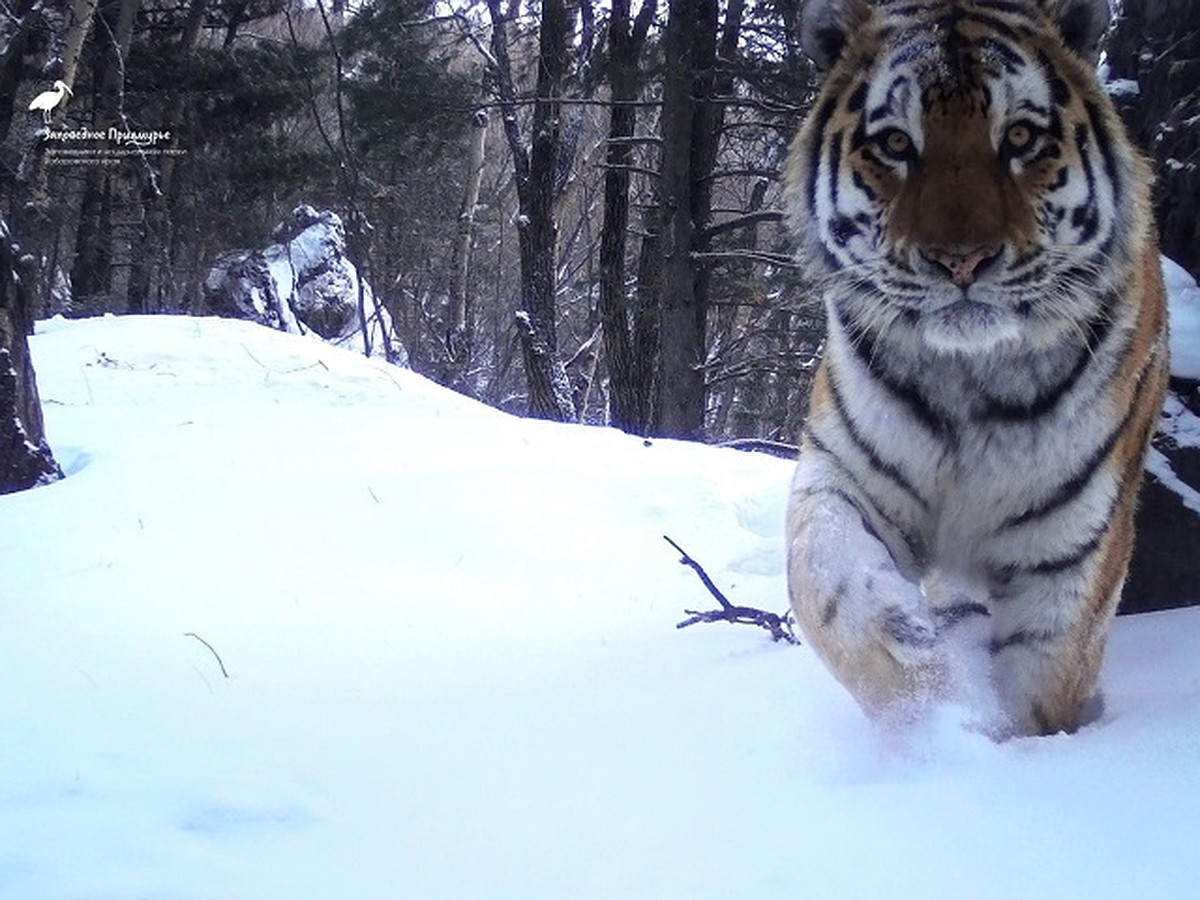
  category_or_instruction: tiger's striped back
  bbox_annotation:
[783,0,1168,735]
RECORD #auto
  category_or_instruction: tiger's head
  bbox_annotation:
[787,0,1152,354]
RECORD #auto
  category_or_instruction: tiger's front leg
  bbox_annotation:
[786,456,948,722]
[986,571,1120,736]
[978,482,1145,736]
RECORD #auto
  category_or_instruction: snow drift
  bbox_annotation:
[2,314,1200,899]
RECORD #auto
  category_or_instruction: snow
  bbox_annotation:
[1150,369,1200,516]
[1103,77,1140,98]
[1160,390,1200,451]
[4,313,1200,898]
[1164,255,1200,380]
[1148,447,1200,515]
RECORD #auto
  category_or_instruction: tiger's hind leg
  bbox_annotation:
[786,464,948,722]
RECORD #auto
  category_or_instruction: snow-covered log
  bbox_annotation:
[204,206,408,365]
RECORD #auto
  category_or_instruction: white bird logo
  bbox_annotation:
[28,80,72,125]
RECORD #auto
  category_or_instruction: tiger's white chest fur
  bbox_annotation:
[820,310,1130,578]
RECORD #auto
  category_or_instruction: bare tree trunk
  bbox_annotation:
[128,0,206,313]
[633,201,662,414]
[2,0,103,313]
[60,0,102,104]
[598,0,657,434]
[0,216,60,493]
[653,0,718,439]
[447,107,489,375]
[487,0,576,422]
[0,0,49,151]
[73,0,139,308]
[652,0,745,440]
[72,0,135,307]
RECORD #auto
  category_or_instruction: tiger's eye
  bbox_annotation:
[883,129,912,157]
[883,130,907,154]
[1006,123,1033,150]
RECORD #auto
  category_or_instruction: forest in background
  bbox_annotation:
[1,0,829,446]
[1,0,1197,447]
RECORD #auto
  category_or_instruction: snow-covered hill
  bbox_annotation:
[3,315,1200,899]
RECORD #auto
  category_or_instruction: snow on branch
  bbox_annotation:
[666,536,798,645]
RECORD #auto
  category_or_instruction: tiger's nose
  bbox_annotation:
[922,245,1001,287]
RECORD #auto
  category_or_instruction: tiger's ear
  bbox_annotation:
[801,0,871,71]
[1044,0,1111,63]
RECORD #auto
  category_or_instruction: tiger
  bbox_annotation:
[783,0,1169,736]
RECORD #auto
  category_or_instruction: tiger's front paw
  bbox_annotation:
[848,600,948,719]
[879,603,939,665]
[798,569,949,720]
[787,488,949,721]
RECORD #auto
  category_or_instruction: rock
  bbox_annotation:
[1105,7,1200,612]
[203,248,299,333]
[204,207,408,365]
[1124,379,1200,612]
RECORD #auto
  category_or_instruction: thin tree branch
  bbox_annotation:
[700,210,785,242]
[450,10,499,70]
[691,249,798,267]
[603,135,664,146]
[666,536,798,644]
[184,632,229,678]
[470,96,664,110]
[700,166,780,183]
[594,162,661,179]
[708,93,807,115]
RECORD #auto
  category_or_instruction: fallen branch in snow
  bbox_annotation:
[666,536,799,645]
[185,632,230,678]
